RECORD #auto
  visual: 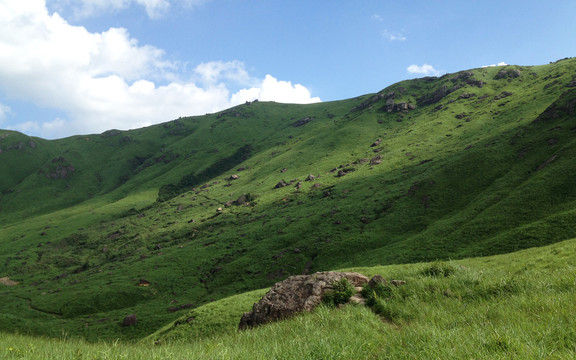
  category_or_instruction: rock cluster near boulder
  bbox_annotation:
[239,271,368,329]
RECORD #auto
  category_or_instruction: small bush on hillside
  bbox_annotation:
[421,260,458,277]
[323,279,356,307]
[361,282,393,307]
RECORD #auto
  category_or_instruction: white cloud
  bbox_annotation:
[371,14,383,22]
[0,103,12,124]
[382,30,406,42]
[482,62,508,68]
[0,0,320,138]
[49,0,208,19]
[230,75,321,105]
[194,60,252,87]
[407,64,440,76]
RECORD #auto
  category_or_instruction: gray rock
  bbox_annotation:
[239,271,368,329]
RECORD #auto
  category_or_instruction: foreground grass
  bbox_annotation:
[3,238,575,359]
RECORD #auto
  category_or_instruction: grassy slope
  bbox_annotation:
[2,236,575,359]
[0,58,575,341]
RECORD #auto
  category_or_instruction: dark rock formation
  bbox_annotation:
[466,78,485,88]
[495,68,521,80]
[239,271,369,330]
[38,157,76,180]
[236,194,248,205]
[459,92,476,99]
[417,86,449,106]
[368,275,387,288]
[274,180,288,189]
[370,155,382,165]
[451,71,473,82]
[292,117,313,127]
[122,314,137,327]
[494,91,513,100]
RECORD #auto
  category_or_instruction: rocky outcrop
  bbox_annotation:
[495,68,521,80]
[274,180,288,189]
[353,91,414,113]
[417,86,449,106]
[122,314,137,327]
[292,117,313,127]
[370,155,383,165]
[382,101,416,112]
[38,157,76,180]
[239,271,369,329]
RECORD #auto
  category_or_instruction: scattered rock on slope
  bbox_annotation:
[122,314,137,327]
[292,117,313,127]
[274,180,288,189]
[239,271,369,329]
[0,277,18,286]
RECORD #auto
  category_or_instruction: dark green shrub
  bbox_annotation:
[323,279,356,307]
[421,260,458,277]
[361,282,393,306]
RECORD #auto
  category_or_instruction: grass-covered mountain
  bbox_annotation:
[1,58,575,342]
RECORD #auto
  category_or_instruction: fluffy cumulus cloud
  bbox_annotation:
[231,75,321,105]
[406,64,440,76]
[0,0,320,138]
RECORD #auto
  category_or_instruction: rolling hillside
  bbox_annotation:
[0,58,575,341]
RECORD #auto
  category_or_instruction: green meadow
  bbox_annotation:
[2,237,575,359]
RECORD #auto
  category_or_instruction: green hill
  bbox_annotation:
[2,236,575,359]
[0,58,575,342]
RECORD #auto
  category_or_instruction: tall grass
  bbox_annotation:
[1,238,565,359]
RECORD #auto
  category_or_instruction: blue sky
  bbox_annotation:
[1,0,575,139]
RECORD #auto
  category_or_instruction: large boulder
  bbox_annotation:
[239,271,368,330]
